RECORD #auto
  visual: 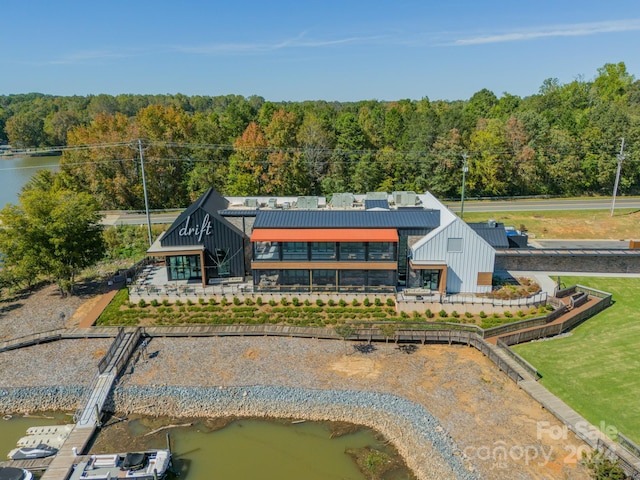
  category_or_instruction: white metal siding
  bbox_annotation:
[412,218,495,294]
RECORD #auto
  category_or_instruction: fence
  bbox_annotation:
[97,327,125,374]
[496,338,540,379]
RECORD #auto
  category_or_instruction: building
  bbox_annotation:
[147,189,496,295]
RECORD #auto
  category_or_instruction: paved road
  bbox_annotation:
[100,197,640,226]
[447,197,640,212]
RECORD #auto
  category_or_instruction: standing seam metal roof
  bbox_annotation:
[253,209,440,229]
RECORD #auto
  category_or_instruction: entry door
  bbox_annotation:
[423,270,440,290]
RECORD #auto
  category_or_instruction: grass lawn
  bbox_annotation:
[513,276,640,443]
[462,208,640,240]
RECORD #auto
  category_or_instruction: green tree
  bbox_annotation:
[0,171,105,295]
[4,111,46,148]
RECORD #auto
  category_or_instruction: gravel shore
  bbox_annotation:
[0,284,592,479]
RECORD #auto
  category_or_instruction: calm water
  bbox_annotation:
[0,155,60,207]
[0,414,412,480]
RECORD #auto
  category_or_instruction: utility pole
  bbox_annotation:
[138,139,153,246]
[610,138,626,217]
[460,152,469,220]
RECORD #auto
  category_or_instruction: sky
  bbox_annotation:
[2,0,640,102]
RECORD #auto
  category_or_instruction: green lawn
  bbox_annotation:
[513,276,640,443]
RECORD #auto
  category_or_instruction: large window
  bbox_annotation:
[367,270,395,286]
[168,255,201,281]
[339,242,366,260]
[368,242,395,261]
[339,270,366,287]
[312,269,337,286]
[281,269,310,286]
[254,241,279,260]
[310,242,336,260]
[282,242,308,260]
[255,270,280,287]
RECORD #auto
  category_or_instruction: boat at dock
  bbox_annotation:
[68,450,172,480]
[8,443,58,461]
[0,467,33,480]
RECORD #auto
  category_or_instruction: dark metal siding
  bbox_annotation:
[161,207,246,276]
[254,210,440,229]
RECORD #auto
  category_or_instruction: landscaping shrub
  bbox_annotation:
[186,299,194,306]
[256,296,263,306]
[150,299,159,307]
[363,298,371,307]
[220,297,228,306]
[315,298,324,307]
[386,298,395,307]
[465,311,474,319]
[280,297,289,306]
[438,309,447,318]
[198,298,205,305]
[451,310,459,318]
[268,299,276,307]
[128,302,136,309]
[412,310,421,319]
[175,299,183,306]
[504,311,513,318]
[245,297,254,305]
[209,298,218,305]
[352,298,360,307]
[339,299,347,307]
[479,310,487,318]
[292,297,300,306]
[492,312,500,318]
[138,299,147,308]
[304,299,311,306]
[374,298,383,307]
[400,311,409,318]
[162,299,171,306]
[517,310,526,317]
[328,299,335,307]
[233,296,241,306]
[425,308,434,319]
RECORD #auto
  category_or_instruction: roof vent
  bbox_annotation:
[488,219,497,227]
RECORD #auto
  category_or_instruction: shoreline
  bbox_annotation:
[0,384,475,480]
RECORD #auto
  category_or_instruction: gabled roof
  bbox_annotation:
[162,188,241,240]
[253,209,440,229]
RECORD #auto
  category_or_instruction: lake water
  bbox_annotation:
[0,155,60,207]
[0,414,412,479]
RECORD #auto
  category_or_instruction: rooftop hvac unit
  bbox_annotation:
[366,191,388,200]
[267,198,277,208]
[244,198,258,208]
[330,193,354,208]
[296,196,319,209]
[392,191,417,206]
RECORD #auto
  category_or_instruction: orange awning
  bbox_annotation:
[251,228,398,243]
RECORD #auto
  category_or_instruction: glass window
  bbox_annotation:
[447,238,463,253]
[255,270,280,287]
[282,242,308,260]
[254,241,279,260]
[339,270,366,286]
[310,242,336,260]
[368,242,395,260]
[168,255,201,281]
[339,242,366,260]
[312,269,337,286]
[367,270,395,286]
[281,269,310,286]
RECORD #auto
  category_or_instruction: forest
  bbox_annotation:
[1,62,639,210]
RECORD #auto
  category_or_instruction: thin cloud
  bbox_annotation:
[451,19,640,46]
[172,32,388,55]
[46,49,141,65]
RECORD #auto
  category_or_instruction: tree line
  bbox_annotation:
[1,62,639,210]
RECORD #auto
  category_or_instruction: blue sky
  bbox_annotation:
[2,0,639,102]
